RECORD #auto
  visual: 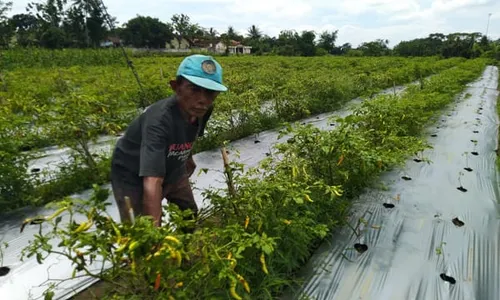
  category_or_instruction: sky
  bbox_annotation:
[8,0,500,48]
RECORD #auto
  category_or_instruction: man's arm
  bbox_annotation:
[142,176,164,226]
[139,116,169,227]
[198,104,214,137]
[186,152,196,177]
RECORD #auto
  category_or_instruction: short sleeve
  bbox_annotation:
[139,116,168,178]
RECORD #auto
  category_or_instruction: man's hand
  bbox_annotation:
[186,155,196,178]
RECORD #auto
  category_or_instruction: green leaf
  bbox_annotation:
[44,291,55,300]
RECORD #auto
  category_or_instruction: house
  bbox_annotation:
[215,40,252,54]
[165,37,252,54]
[166,37,190,50]
[190,38,218,52]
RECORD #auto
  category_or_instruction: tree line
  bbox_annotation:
[1,0,499,59]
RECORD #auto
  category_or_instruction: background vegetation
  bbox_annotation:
[0,0,499,59]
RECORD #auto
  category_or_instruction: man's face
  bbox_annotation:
[173,78,219,118]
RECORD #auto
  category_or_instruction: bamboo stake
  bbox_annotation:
[221,147,236,197]
[220,147,239,216]
[124,196,135,224]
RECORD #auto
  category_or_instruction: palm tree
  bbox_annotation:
[247,24,262,40]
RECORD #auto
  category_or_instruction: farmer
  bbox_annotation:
[110,54,228,228]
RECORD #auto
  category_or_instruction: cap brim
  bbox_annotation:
[182,75,228,92]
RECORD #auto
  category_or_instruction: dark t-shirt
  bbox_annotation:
[111,95,212,186]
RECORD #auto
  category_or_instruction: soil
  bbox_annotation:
[0,267,10,277]
[354,243,368,254]
[440,273,456,284]
[452,217,465,227]
[71,280,111,300]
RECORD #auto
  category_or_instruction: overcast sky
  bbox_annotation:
[8,0,500,48]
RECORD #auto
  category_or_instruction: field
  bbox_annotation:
[0,50,499,300]
[0,49,467,211]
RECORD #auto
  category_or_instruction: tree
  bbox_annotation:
[25,0,68,47]
[39,25,66,48]
[226,25,243,41]
[359,39,390,56]
[317,30,338,53]
[27,0,66,28]
[298,30,316,56]
[121,15,174,48]
[247,25,262,40]
[276,30,299,56]
[171,13,202,47]
[68,0,108,47]
[0,0,12,20]
[0,1,13,47]
[9,13,40,46]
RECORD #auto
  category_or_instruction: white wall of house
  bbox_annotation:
[214,41,252,54]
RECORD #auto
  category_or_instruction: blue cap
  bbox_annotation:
[176,54,228,92]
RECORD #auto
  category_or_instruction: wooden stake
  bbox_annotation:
[124,196,135,224]
[220,147,240,216]
[221,147,236,197]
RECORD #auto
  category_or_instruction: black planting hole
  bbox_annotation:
[383,203,395,209]
[301,122,306,125]
[476,118,480,120]
[478,107,483,110]
[316,116,320,119]
[440,273,456,285]
[447,114,452,116]
[441,119,446,122]
[478,112,482,115]
[464,167,473,172]
[401,176,412,181]
[254,140,261,144]
[265,152,271,157]
[473,131,479,133]
[437,126,441,129]
[457,186,468,192]
[31,168,40,173]
[354,243,368,254]
[329,123,335,126]
[452,217,465,227]
[431,134,438,137]
[471,139,477,143]
[413,158,422,163]
[471,151,478,156]
[0,266,10,277]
